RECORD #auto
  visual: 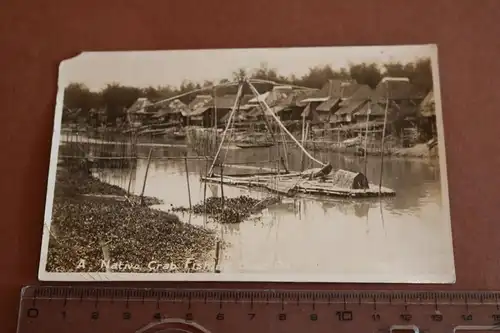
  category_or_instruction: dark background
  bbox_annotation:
[1,0,499,332]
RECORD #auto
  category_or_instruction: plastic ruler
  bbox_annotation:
[16,286,500,332]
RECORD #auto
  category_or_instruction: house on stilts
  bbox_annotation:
[200,77,396,199]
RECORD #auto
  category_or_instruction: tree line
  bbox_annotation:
[63,58,432,124]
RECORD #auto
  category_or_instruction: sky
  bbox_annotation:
[59,44,436,91]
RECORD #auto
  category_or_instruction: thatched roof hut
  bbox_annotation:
[126,98,152,114]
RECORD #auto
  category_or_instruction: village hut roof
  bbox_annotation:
[188,95,213,116]
[197,94,254,110]
[153,99,189,118]
[209,95,237,109]
[312,81,373,112]
[127,97,152,114]
[335,99,368,116]
[246,89,291,107]
[391,100,419,119]
[419,90,435,117]
[316,98,341,112]
[317,84,374,111]
[349,84,375,100]
[248,91,271,104]
[374,78,426,101]
[188,94,255,116]
[306,79,358,99]
[188,95,212,109]
[276,89,317,107]
[353,102,387,117]
[189,106,211,116]
[246,104,287,118]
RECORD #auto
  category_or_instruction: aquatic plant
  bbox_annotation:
[172,195,280,224]
[46,197,216,273]
[46,165,215,273]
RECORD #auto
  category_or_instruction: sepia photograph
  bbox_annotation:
[38,44,455,282]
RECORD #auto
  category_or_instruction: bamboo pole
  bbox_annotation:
[220,163,225,208]
[139,148,153,205]
[147,80,239,108]
[280,126,289,171]
[251,86,286,172]
[213,85,218,152]
[184,154,192,211]
[126,161,134,196]
[203,157,208,225]
[214,240,221,273]
[246,80,326,167]
[126,132,138,196]
[300,110,306,171]
[303,122,310,170]
[207,83,244,176]
[363,103,371,178]
[379,83,390,193]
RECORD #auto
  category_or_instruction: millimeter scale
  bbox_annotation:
[17,286,500,332]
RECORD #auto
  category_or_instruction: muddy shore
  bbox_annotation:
[46,168,217,273]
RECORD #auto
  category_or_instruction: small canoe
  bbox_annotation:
[236,142,274,149]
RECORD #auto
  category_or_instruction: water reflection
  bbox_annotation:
[90,144,453,280]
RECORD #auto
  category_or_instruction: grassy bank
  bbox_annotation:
[46,168,217,273]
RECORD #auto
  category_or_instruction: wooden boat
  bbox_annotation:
[173,131,186,139]
[235,142,274,149]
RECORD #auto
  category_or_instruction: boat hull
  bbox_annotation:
[236,143,274,149]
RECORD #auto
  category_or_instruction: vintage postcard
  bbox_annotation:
[39,44,455,282]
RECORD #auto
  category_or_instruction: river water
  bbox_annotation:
[93,143,454,282]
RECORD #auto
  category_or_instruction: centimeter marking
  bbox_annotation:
[21,286,500,305]
[18,287,500,333]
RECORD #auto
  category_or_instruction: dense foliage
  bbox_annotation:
[63,58,432,125]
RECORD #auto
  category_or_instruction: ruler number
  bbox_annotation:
[462,314,473,321]
[122,312,131,320]
[278,313,287,321]
[400,313,412,322]
[372,313,381,321]
[248,313,256,320]
[492,314,500,324]
[310,313,318,321]
[431,314,443,322]
[216,313,224,321]
[185,313,194,322]
[153,313,162,320]
[336,311,353,321]
[91,311,99,320]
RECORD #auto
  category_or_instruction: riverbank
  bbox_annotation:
[46,168,217,273]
